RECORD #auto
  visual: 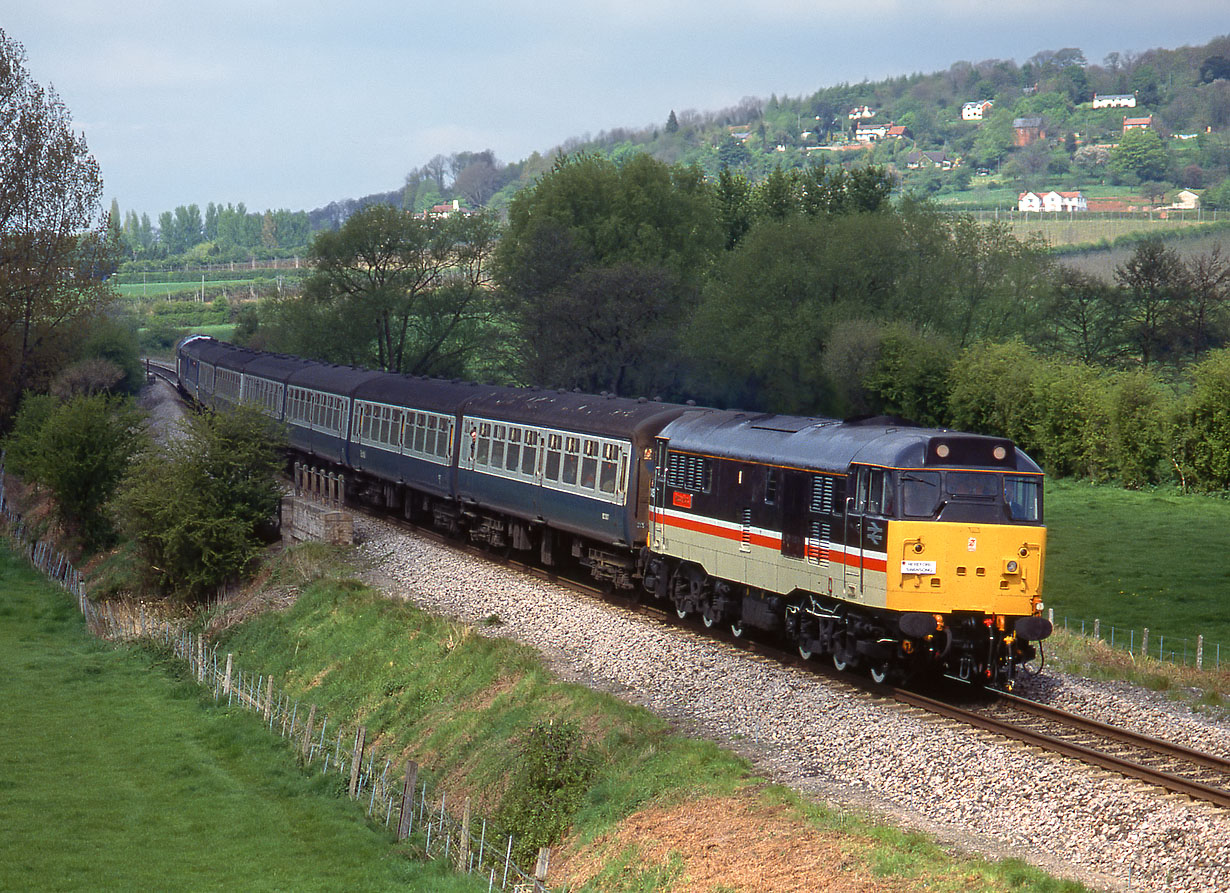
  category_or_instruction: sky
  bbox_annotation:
[5,2,1227,219]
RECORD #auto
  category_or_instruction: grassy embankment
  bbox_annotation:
[1042,478,1230,704]
[0,545,485,893]
[189,543,1087,893]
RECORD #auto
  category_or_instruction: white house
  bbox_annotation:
[961,100,993,121]
[1167,190,1201,210]
[1092,93,1137,109]
[1018,191,1087,212]
[854,121,890,142]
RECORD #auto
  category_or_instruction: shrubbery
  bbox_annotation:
[2,393,146,548]
[113,405,285,599]
[941,343,1188,489]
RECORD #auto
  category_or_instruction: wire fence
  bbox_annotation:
[1048,609,1224,672]
[0,465,554,892]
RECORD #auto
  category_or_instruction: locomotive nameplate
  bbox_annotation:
[901,560,937,575]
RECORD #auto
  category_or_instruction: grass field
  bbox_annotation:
[1044,478,1230,661]
[116,279,261,300]
[0,546,484,892]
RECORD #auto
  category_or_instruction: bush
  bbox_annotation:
[1020,362,1108,478]
[3,393,147,548]
[862,325,955,427]
[1173,349,1230,491]
[1108,370,1176,488]
[112,404,285,599]
[946,341,1040,447]
[495,719,594,864]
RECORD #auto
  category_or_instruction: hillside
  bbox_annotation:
[118,34,1230,265]
[374,35,1230,218]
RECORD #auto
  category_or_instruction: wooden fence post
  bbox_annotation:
[349,726,366,798]
[397,762,418,840]
[535,846,551,884]
[264,676,274,721]
[1142,627,1149,658]
[457,797,471,871]
[223,653,233,696]
[1197,634,1204,670]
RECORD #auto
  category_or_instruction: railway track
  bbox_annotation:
[929,688,1230,809]
[145,358,178,384]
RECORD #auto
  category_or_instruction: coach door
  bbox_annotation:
[844,467,869,597]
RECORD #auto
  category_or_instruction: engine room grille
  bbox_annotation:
[667,452,712,493]
[807,521,831,567]
[811,475,834,513]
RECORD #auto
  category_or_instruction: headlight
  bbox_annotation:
[1005,560,1019,574]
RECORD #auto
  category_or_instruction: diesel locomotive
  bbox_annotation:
[176,335,1051,688]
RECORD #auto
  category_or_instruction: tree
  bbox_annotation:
[286,206,500,376]
[665,110,679,133]
[1115,238,1189,366]
[1110,128,1170,183]
[496,153,721,393]
[0,29,116,423]
[1182,247,1230,358]
[1199,56,1230,85]
[1040,267,1127,364]
[113,405,284,599]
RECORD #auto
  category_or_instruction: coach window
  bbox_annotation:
[506,428,521,472]
[522,431,539,475]
[477,422,491,465]
[581,439,599,490]
[1004,475,1041,522]
[849,467,869,513]
[599,443,619,494]
[562,436,580,486]
[491,425,506,469]
[545,434,562,481]
[438,419,453,458]
[867,469,895,516]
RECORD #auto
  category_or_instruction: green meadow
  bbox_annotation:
[1044,478,1230,660]
[0,546,484,893]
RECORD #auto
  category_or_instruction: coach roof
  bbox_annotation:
[464,388,696,440]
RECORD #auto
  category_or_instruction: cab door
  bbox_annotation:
[844,467,869,597]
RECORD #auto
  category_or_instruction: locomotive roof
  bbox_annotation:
[354,374,507,413]
[463,388,696,440]
[659,411,1041,474]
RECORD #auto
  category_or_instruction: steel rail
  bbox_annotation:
[887,686,1230,809]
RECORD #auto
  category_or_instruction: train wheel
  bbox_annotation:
[730,620,745,638]
[869,662,890,684]
[676,607,688,619]
[798,643,813,661]
[701,611,716,628]
[833,650,853,672]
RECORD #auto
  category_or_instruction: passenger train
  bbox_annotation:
[176,335,1051,688]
